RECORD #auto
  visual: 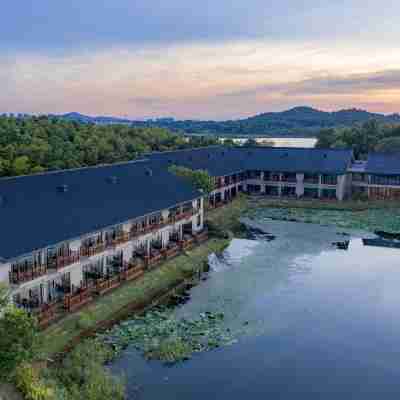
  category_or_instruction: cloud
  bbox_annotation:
[1,0,400,52]
[2,40,400,119]
[221,70,400,99]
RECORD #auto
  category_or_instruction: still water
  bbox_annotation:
[112,216,400,399]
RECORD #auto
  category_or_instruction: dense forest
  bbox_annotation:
[59,107,400,137]
[316,120,400,158]
[0,116,218,177]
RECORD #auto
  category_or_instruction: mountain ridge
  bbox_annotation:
[54,106,400,137]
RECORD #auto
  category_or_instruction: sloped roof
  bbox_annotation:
[148,146,353,175]
[241,147,353,174]
[365,153,400,175]
[0,160,201,261]
[146,146,247,177]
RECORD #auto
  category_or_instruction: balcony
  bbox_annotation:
[35,301,60,329]
[120,260,145,282]
[64,287,92,312]
[170,209,196,223]
[95,274,122,296]
[80,243,106,258]
[194,229,209,244]
[304,175,320,185]
[50,251,80,270]
[281,177,297,183]
[304,179,319,185]
[180,233,196,250]
[162,242,181,260]
[9,264,48,285]
[109,232,131,247]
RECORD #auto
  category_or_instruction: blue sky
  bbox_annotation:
[2,1,400,119]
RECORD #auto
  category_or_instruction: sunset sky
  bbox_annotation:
[2,0,400,119]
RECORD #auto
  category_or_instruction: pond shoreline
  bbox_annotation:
[39,195,250,360]
[39,195,400,359]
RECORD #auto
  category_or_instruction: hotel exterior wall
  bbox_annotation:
[0,200,203,305]
[243,173,350,201]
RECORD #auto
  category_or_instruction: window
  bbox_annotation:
[370,175,400,186]
[322,175,337,185]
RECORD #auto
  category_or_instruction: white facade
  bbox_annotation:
[0,198,204,308]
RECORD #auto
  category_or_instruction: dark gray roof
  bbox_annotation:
[242,147,353,174]
[146,146,247,177]
[0,160,201,261]
[365,153,400,175]
[148,146,353,175]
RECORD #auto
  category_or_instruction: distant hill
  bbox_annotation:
[58,112,133,125]
[55,107,400,137]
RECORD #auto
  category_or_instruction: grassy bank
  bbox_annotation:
[39,196,250,358]
[249,197,400,232]
[39,238,227,358]
[206,194,249,237]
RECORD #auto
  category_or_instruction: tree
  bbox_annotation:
[375,137,400,153]
[222,138,235,147]
[59,340,125,400]
[315,120,400,158]
[11,156,31,176]
[0,307,38,378]
[169,165,215,194]
[315,128,337,148]
[0,116,220,178]
[245,138,258,147]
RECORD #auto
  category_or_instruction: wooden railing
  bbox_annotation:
[9,264,48,285]
[120,260,145,281]
[80,243,106,257]
[64,288,92,312]
[95,275,122,295]
[53,251,80,269]
[180,234,195,250]
[194,229,208,244]
[35,301,59,329]
[162,243,180,260]
[32,230,211,329]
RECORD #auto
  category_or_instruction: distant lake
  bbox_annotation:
[218,137,317,148]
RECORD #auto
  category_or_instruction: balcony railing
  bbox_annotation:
[281,177,297,183]
[64,287,92,312]
[80,243,106,258]
[304,179,320,185]
[50,251,80,270]
[9,264,48,285]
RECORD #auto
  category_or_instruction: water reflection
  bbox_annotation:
[111,218,400,400]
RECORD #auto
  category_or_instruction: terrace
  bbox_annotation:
[304,173,320,185]
[370,175,400,186]
[263,172,281,183]
[281,173,297,184]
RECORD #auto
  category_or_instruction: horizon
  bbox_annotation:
[2,1,400,119]
[4,105,400,122]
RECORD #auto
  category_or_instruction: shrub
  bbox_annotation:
[58,340,125,400]
[145,337,193,363]
[75,311,95,330]
[14,362,55,400]
[0,307,38,378]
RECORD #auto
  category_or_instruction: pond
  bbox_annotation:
[111,214,400,399]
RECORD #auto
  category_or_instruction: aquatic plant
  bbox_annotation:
[259,207,400,233]
[100,309,236,364]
